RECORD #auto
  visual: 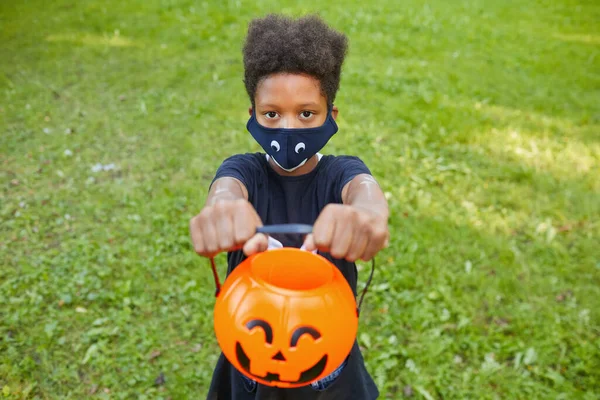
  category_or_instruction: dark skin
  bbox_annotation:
[190,73,389,262]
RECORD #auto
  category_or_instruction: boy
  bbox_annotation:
[190,14,389,400]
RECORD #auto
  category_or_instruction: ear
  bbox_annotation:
[248,107,253,116]
[331,105,339,121]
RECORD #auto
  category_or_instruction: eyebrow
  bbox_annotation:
[298,102,320,108]
[256,102,321,109]
[256,103,279,109]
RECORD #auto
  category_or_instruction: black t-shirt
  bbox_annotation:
[206,153,379,400]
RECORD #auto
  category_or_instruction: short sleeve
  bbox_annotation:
[210,153,265,195]
[326,156,372,203]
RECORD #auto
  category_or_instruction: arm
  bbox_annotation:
[205,177,248,205]
[342,174,389,220]
[190,177,268,257]
[304,174,390,261]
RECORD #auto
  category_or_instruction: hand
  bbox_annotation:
[303,204,389,262]
[189,199,268,257]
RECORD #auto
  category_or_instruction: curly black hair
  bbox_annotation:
[242,14,348,106]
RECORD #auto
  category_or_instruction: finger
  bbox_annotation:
[359,234,374,261]
[362,227,387,261]
[201,216,220,256]
[383,231,390,248]
[243,233,269,256]
[313,205,337,251]
[189,216,206,255]
[233,202,258,245]
[215,207,235,251]
[303,233,315,252]
[330,217,353,260]
[346,226,369,262]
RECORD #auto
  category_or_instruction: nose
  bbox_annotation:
[272,351,286,361]
[280,116,301,129]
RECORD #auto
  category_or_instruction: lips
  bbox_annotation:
[235,342,328,384]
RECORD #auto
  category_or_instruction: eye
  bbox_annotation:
[246,319,273,344]
[265,111,278,119]
[270,140,281,152]
[290,326,321,347]
[294,142,306,154]
[299,111,313,119]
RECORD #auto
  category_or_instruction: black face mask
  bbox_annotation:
[246,108,338,172]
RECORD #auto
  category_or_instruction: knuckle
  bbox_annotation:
[360,211,372,225]
[236,228,253,243]
[213,202,226,213]
[218,233,233,249]
[330,250,343,259]
[194,213,210,225]
[323,203,339,216]
[191,213,204,225]
[240,199,252,208]
[345,252,358,262]
[360,221,373,235]
[232,228,245,243]
[238,199,251,210]
[193,244,204,255]
[257,233,269,245]
[375,229,388,242]
[361,248,376,261]
[372,226,387,240]
[330,245,344,259]
[313,231,328,247]
[206,242,219,254]
[199,205,212,216]
[348,206,359,217]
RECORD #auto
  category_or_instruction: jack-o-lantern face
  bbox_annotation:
[214,248,358,388]
[235,319,327,384]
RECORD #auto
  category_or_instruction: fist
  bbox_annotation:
[189,199,268,257]
[303,204,389,262]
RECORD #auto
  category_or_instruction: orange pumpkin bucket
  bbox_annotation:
[209,224,370,388]
[213,248,358,388]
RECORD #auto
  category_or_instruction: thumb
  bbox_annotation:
[303,233,316,252]
[243,233,268,256]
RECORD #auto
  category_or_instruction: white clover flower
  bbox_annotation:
[91,163,103,172]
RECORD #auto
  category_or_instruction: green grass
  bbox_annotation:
[1,0,599,398]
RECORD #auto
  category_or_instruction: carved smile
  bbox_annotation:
[235,342,327,384]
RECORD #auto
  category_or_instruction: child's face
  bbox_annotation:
[251,73,337,128]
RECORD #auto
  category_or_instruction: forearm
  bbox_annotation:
[342,174,389,219]
[191,177,267,257]
[205,177,248,206]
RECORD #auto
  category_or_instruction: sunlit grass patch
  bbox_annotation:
[46,32,138,47]
[553,33,600,45]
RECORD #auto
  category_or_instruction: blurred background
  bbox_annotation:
[1,0,599,398]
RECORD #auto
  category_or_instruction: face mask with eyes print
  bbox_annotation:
[246,107,338,172]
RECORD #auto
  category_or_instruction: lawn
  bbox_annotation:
[1,0,599,398]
